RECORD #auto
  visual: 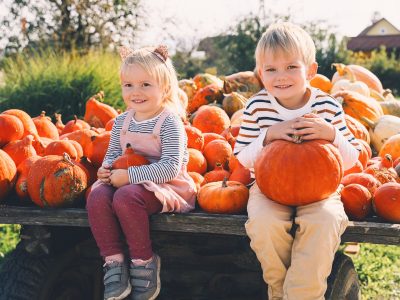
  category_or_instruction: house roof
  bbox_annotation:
[347,35,400,52]
[358,17,400,36]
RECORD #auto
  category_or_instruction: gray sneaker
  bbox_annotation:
[103,261,132,300]
[129,254,161,300]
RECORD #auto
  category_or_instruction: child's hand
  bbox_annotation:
[292,113,336,142]
[109,169,129,188]
[263,119,298,145]
[97,164,112,184]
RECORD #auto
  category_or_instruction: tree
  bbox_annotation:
[0,0,144,55]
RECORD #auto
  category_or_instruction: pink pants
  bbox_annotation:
[86,182,163,260]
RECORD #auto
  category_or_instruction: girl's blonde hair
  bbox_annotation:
[255,22,316,68]
[120,47,185,118]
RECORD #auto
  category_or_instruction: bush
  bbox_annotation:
[0,49,123,120]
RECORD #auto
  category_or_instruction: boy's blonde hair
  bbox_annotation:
[120,47,185,118]
[255,22,316,68]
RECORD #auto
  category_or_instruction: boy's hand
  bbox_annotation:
[97,164,112,184]
[109,169,129,188]
[292,113,336,142]
[263,119,298,145]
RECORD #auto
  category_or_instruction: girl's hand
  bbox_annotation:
[109,169,129,188]
[263,119,298,145]
[97,164,112,184]
[292,113,336,142]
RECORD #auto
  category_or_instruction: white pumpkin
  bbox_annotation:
[362,115,400,152]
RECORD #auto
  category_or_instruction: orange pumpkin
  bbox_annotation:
[83,92,118,128]
[255,139,343,206]
[15,156,41,201]
[310,74,333,93]
[343,161,364,176]
[203,139,232,171]
[86,131,111,168]
[61,115,91,135]
[202,163,231,186]
[0,149,17,201]
[0,114,24,147]
[373,182,400,222]
[203,133,225,148]
[223,71,263,98]
[185,125,204,151]
[3,135,37,166]
[333,91,383,128]
[44,140,80,160]
[32,111,59,140]
[187,148,207,175]
[344,114,370,143]
[112,144,150,169]
[188,172,204,191]
[341,172,381,196]
[379,134,400,161]
[60,129,98,157]
[2,109,40,140]
[340,184,372,221]
[187,84,224,114]
[76,156,97,186]
[27,154,87,207]
[192,105,231,134]
[198,178,249,214]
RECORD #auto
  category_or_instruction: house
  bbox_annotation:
[347,18,400,57]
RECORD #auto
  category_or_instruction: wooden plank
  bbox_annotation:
[1,205,399,245]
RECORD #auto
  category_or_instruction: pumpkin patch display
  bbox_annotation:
[198,178,249,214]
[27,154,87,207]
[255,139,343,206]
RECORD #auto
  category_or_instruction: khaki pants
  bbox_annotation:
[245,183,349,300]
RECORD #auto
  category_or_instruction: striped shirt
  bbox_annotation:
[103,111,189,184]
[234,87,361,176]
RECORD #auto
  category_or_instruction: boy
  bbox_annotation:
[234,22,361,299]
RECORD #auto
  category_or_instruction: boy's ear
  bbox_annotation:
[307,62,318,80]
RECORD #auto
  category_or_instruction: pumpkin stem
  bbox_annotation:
[222,177,228,188]
[343,66,357,82]
[360,117,376,130]
[63,152,75,166]
[292,134,303,144]
[331,63,346,75]
[40,111,46,117]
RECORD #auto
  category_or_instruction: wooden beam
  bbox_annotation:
[1,205,399,245]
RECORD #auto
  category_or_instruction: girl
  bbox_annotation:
[86,45,196,300]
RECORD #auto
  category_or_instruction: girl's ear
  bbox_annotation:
[307,62,318,80]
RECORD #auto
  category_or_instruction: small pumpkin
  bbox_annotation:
[61,115,91,135]
[362,115,400,152]
[54,113,65,135]
[222,92,247,117]
[192,105,231,134]
[198,177,249,214]
[15,156,41,201]
[202,163,231,186]
[309,73,332,93]
[344,114,370,144]
[0,114,24,147]
[373,182,400,223]
[187,148,207,175]
[86,131,111,168]
[378,133,400,161]
[83,91,118,128]
[185,125,204,151]
[1,109,40,140]
[188,84,224,114]
[340,184,372,221]
[341,172,381,196]
[112,144,150,169]
[203,139,232,171]
[193,73,224,90]
[3,135,37,166]
[32,111,59,140]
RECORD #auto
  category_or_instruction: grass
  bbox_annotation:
[0,224,398,298]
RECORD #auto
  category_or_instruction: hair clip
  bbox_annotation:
[119,46,134,61]
[153,45,168,62]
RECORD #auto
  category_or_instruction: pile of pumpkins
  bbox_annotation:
[0,64,399,223]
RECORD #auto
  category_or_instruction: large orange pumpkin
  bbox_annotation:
[0,114,24,147]
[255,139,343,206]
[0,150,17,201]
[2,109,40,139]
[198,178,249,214]
[379,134,400,161]
[373,182,400,222]
[32,111,59,140]
[27,154,87,207]
[3,135,37,166]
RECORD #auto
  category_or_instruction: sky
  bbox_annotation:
[1,0,400,51]
[137,0,400,50]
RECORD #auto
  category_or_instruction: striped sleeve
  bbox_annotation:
[127,114,186,184]
[233,96,269,169]
[313,94,362,170]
